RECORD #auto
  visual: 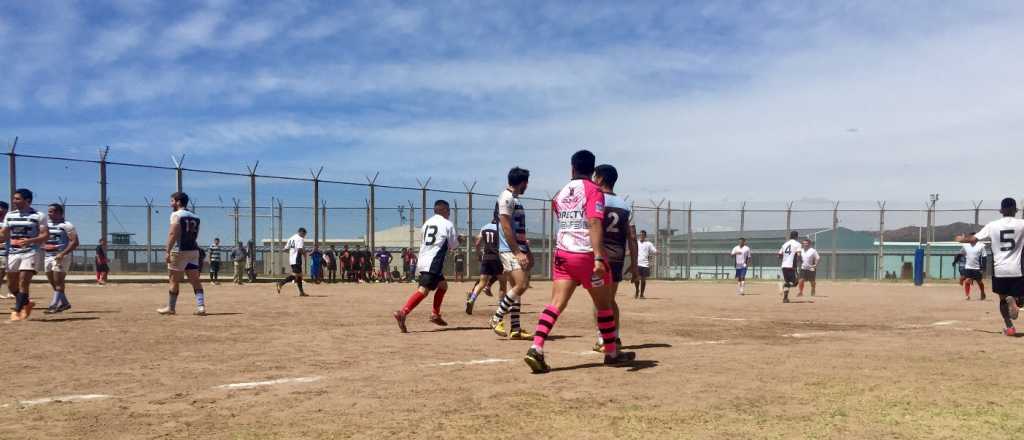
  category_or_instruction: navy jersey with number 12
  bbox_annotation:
[170,209,201,252]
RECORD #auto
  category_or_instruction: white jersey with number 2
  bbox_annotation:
[975,217,1024,278]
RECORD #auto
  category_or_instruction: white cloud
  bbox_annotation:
[84,24,146,64]
[158,9,224,58]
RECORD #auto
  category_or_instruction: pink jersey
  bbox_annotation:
[553,178,605,253]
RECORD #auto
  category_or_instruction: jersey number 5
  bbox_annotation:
[1000,229,1016,252]
[424,225,438,245]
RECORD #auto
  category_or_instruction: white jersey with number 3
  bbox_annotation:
[975,217,1024,278]
[417,214,459,274]
[778,239,802,269]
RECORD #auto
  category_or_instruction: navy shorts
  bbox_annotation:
[735,267,748,280]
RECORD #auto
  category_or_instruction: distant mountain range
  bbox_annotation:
[863,222,982,242]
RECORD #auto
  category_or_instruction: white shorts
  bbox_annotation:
[168,250,201,272]
[500,252,524,272]
[45,255,72,273]
[7,251,43,273]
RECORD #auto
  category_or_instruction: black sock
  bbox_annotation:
[281,275,295,285]
[296,279,305,294]
[640,280,646,295]
[13,292,27,312]
[1001,298,1015,328]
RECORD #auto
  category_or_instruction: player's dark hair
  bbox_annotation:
[14,188,32,202]
[48,203,64,214]
[789,231,799,239]
[640,230,647,235]
[0,201,8,210]
[594,164,618,190]
[170,191,189,207]
[298,227,307,234]
[1001,197,1018,216]
[739,237,746,241]
[571,150,596,176]
[434,199,449,212]
[507,167,530,186]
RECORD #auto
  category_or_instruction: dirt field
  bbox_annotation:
[1,279,1022,439]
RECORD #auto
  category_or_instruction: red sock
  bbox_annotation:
[401,291,427,314]
[432,287,447,316]
[964,282,971,297]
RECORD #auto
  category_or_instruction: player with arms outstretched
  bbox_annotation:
[961,198,1023,335]
[393,200,460,333]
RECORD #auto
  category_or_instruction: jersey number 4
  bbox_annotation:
[1000,229,1017,252]
[784,245,792,254]
[424,225,439,245]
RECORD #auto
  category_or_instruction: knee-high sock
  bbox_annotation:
[280,275,295,285]
[296,278,304,294]
[432,286,447,316]
[168,290,179,311]
[964,282,971,297]
[13,292,27,312]
[1001,298,1015,328]
[509,299,521,331]
[532,305,561,352]
[50,291,61,308]
[640,279,647,294]
[194,288,205,307]
[58,291,70,307]
[401,291,427,314]
[597,308,618,355]
[492,292,519,321]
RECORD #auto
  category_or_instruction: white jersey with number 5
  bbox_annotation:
[417,214,459,274]
[778,239,802,269]
[974,217,1024,278]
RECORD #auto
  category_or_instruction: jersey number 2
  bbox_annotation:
[424,225,438,245]
[606,212,620,233]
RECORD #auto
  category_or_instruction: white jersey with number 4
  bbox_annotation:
[417,214,459,274]
[778,239,802,269]
[286,234,305,265]
[975,217,1024,278]
[962,242,986,270]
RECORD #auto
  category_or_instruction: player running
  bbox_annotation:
[635,231,657,298]
[730,238,752,295]
[961,198,1024,335]
[43,203,78,314]
[590,164,637,352]
[777,231,802,303]
[1,189,49,321]
[393,200,460,333]
[488,167,534,340]
[465,221,505,315]
[277,228,308,296]
[158,192,207,316]
[797,239,820,297]
[959,233,987,300]
[524,150,635,374]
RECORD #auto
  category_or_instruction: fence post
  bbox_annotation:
[686,202,693,280]
[666,201,672,279]
[548,192,555,280]
[417,177,431,225]
[7,136,17,204]
[650,199,665,279]
[311,167,323,248]
[926,194,938,280]
[232,198,240,245]
[407,201,415,250]
[99,146,110,243]
[541,201,548,277]
[367,172,379,254]
[972,200,983,226]
[321,200,327,243]
[276,198,284,275]
[464,182,477,267]
[364,199,370,247]
[785,201,793,237]
[145,197,153,273]
[877,201,886,280]
[172,154,185,193]
[739,201,746,236]
[831,201,839,280]
[246,162,259,276]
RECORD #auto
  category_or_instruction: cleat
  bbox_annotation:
[509,329,532,340]
[465,293,475,315]
[1007,296,1020,320]
[194,306,207,316]
[393,310,408,333]
[156,306,176,315]
[44,306,58,315]
[783,297,790,304]
[57,304,71,313]
[604,351,637,365]
[592,342,605,353]
[492,320,508,337]
[20,301,34,320]
[429,314,448,326]
[524,348,550,374]
[275,282,282,294]
[1006,327,1017,336]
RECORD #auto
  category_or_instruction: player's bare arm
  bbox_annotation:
[165,222,180,264]
[590,217,606,277]
[500,212,526,266]
[57,228,79,263]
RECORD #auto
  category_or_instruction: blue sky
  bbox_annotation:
[2,1,1022,243]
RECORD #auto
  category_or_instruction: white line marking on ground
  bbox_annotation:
[930,320,959,326]
[693,316,748,321]
[682,340,729,345]
[19,394,112,406]
[431,358,512,367]
[783,331,836,338]
[215,376,322,390]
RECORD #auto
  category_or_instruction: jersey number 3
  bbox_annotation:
[424,225,439,245]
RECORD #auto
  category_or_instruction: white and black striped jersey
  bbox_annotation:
[479,223,500,262]
[417,214,459,274]
[975,217,1024,278]
[45,219,76,256]
[602,193,632,263]
[3,208,47,255]
[208,244,222,262]
[169,209,201,252]
[494,188,528,253]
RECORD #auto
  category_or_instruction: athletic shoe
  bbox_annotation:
[783,297,790,304]
[429,314,448,326]
[298,292,309,297]
[1006,327,1016,336]
[492,320,508,337]
[0,293,13,299]
[465,293,475,315]
[592,342,605,353]
[275,282,282,294]
[393,310,408,333]
[509,329,532,340]
[44,306,58,314]
[156,306,176,315]
[604,351,637,366]
[194,306,207,316]
[57,304,71,313]
[20,301,34,320]
[1007,296,1020,320]
[524,348,550,374]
